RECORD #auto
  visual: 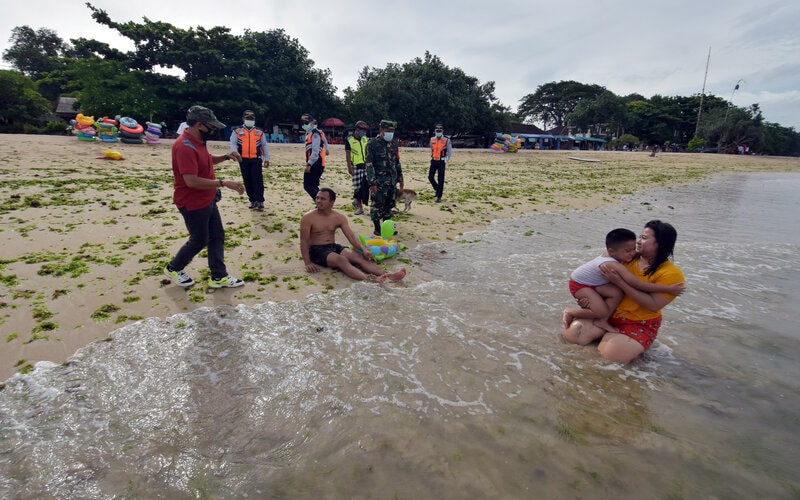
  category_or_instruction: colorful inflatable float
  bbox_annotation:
[357,220,406,261]
[490,134,524,153]
[119,117,144,144]
[144,122,163,144]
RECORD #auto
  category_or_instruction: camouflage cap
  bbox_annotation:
[243,109,256,118]
[301,113,315,123]
[379,119,397,129]
[186,105,224,130]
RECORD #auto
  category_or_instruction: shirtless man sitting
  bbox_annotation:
[300,187,406,283]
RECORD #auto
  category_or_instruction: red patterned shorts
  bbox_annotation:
[568,279,595,297]
[610,316,662,350]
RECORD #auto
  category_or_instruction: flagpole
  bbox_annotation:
[694,47,711,137]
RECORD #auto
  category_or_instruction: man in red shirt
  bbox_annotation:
[164,105,247,289]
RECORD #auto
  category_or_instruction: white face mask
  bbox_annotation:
[302,123,315,132]
[435,132,443,138]
[383,132,394,142]
[244,119,255,127]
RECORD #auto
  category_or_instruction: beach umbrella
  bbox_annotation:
[321,117,345,141]
[321,117,345,128]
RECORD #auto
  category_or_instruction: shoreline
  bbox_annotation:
[1,134,798,380]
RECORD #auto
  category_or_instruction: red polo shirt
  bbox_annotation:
[171,133,217,210]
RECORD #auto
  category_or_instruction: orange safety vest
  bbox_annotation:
[305,129,327,166]
[430,136,449,160]
[235,127,264,159]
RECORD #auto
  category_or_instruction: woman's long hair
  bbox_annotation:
[643,220,677,276]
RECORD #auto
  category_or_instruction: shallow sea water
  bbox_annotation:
[1,172,799,498]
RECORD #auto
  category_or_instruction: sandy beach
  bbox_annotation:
[1,134,797,380]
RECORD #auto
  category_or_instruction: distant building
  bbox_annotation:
[55,97,78,120]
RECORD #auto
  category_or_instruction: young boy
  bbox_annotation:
[562,228,684,332]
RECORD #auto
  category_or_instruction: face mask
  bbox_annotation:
[435,132,443,138]
[244,120,255,127]
[199,126,215,143]
[383,132,394,142]
[302,123,315,132]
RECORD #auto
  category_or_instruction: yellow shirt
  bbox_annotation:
[613,258,684,321]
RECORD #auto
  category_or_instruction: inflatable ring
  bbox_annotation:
[146,126,162,136]
[119,116,138,128]
[120,136,143,144]
[77,132,96,141]
[101,116,118,126]
[145,121,162,129]
[119,129,143,139]
[119,123,144,135]
[99,135,119,143]
[76,113,95,127]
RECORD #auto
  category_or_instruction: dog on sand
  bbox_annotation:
[396,188,418,212]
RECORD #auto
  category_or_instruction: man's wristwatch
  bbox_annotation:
[218,179,224,187]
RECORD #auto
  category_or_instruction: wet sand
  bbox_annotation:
[1,134,797,380]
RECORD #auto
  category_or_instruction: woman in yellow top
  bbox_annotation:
[563,220,685,363]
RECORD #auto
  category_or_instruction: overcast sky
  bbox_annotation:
[2,0,799,130]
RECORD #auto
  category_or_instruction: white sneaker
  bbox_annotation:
[164,265,195,287]
[208,275,245,288]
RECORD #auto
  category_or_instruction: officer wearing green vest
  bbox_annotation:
[345,120,370,215]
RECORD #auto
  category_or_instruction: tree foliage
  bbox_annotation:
[79,4,339,126]
[518,80,605,130]
[2,26,70,79]
[344,52,497,134]
[1,4,799,155]
[0,70,51,131]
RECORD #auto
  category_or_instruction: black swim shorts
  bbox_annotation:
[309,243,345,267]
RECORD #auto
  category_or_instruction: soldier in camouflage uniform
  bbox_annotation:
[366,119,404,236]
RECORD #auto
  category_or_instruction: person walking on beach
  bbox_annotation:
[301,113,329,201]
[230,109,270,210]
[563,220,686,363]
[562,228,685,332]
[366,119,403,236]
[345,120,370,215]
[300,188,406,282]
[428,122,452,203]
[164,105,246,289]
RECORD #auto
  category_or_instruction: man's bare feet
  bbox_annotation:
[592,319,619,333]
[375,267,406,284]
[562,309,575,329]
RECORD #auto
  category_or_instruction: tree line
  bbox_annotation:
[1,4,798,155]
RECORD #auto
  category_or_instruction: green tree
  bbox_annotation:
[760,122,800,156]
[343,52,496,135]
[0,70,51,132]
[517,80,605,130]
[82,5,339,126]
[2,26,70,79]
[697,104,762,153]
[609,133,640,151]
[567,90,627,137]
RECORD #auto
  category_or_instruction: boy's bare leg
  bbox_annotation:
[563,287,611,329]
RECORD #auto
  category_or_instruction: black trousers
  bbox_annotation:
[239,157,264,203]
[428,159,446,198]
[303,161,324,201]
[169,201,228,280]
